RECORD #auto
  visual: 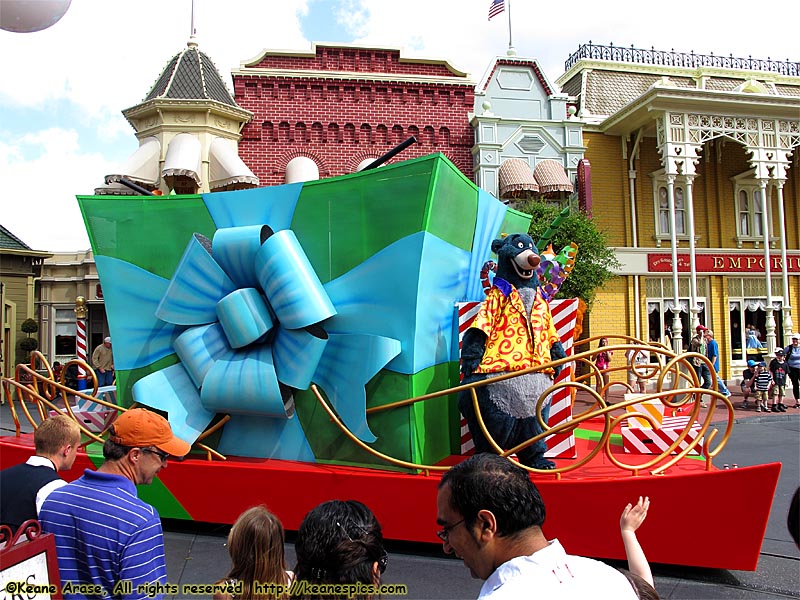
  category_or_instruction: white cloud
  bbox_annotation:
[0,127,117,250]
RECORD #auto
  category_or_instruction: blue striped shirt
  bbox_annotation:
[40,469,167,600]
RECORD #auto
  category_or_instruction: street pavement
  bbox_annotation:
[2,392,799,599]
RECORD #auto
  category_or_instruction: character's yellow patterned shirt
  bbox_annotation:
[471,284,559,373]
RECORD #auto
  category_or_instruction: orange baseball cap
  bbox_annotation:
[110,408,190,457]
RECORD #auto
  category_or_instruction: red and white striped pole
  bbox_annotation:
[75,296,88,390]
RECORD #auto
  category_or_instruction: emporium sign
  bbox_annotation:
[648,253,800,273]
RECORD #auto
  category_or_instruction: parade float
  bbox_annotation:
[1,153,780,571]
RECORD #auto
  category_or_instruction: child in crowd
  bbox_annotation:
[626,343,651,394]
[594,337,613,397]
[769,349,789,412]
[52,361,63,401]
[214,505,292,600]
[752,362,773,413]
[620,496,660,599]
[740,359,757,409]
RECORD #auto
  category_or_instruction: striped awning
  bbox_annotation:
[104,136,161,187]
[209,137,259,191]
[163,133,202,185]
[533,159,574,194]
[498,158,539,199]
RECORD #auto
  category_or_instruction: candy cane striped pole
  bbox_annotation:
[74,296,88,390]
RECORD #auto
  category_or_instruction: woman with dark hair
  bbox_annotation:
[294,500,387,600]
[215,505,292,600]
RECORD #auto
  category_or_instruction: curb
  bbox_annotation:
[712,413,800,426]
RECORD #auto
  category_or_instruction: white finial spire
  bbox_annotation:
[188,0,198,47]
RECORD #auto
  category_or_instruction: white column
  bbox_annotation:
[775,181,793,342]
[685,175,700,329]
[667,175,683,353]
[759,180,775,356]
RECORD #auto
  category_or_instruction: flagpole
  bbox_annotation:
[506,0,515,55]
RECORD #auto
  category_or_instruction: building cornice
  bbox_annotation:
[123,99,253,127]
[231,67,474,88]
[557,58,800,88]
[240,42,469,77]
[599,86,800,136]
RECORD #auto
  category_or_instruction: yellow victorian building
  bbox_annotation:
[557,44,799,382]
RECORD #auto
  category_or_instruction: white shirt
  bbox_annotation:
[26,455,67,515]
[478,539,638,600]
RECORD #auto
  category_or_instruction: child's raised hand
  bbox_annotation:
[620,496,650,533]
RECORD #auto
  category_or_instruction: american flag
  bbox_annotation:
[488,0,504,20]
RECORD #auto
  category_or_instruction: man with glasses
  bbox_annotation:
[40,408,190,599]
[436,454,637,599]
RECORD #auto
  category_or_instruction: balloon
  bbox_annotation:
[0,0,72,33]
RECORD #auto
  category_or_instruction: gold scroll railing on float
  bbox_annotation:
[2,340,735,474]
[311,335,735,476]
[0,351,228,461]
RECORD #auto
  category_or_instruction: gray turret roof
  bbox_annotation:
[0,224,32,250]
[144,38,237,106]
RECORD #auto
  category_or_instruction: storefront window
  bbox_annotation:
[727,278,784,362]
[54,308,76,358]
[647,298,704,350]
[729,302,743,361]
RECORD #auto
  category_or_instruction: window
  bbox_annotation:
[651,171,688,245]
[727,278,784,362]
[645,277,707,350]
[53,308,76,359]
[731,169,775,248]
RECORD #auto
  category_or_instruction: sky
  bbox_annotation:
[0,0,797,252]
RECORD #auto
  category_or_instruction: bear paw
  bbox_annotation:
[531,458,556,470]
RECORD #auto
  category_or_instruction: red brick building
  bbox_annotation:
[232,43,476,185]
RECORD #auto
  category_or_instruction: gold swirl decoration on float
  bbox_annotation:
[2,338,734,475]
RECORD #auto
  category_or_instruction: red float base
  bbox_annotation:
[0,433,779,572]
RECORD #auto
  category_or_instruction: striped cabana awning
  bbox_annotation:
[498,158,539,199]
[533,159,574,194]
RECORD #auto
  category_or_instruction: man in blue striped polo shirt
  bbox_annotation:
[40,408,190,600]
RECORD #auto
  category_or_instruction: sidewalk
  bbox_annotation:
[571,383,800,426]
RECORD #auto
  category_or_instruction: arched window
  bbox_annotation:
[731,169,774,248]
[650,170,688,246]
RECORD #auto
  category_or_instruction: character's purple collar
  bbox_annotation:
[493,278,513,297]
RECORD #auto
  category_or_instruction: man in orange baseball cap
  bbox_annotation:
[41,409,190,597]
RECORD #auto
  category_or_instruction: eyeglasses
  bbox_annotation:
[436,518,465,542]
[141,447,170,464]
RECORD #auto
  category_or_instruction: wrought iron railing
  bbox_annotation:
[565,42,799,77]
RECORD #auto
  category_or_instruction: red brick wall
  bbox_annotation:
[234,46,475,186]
